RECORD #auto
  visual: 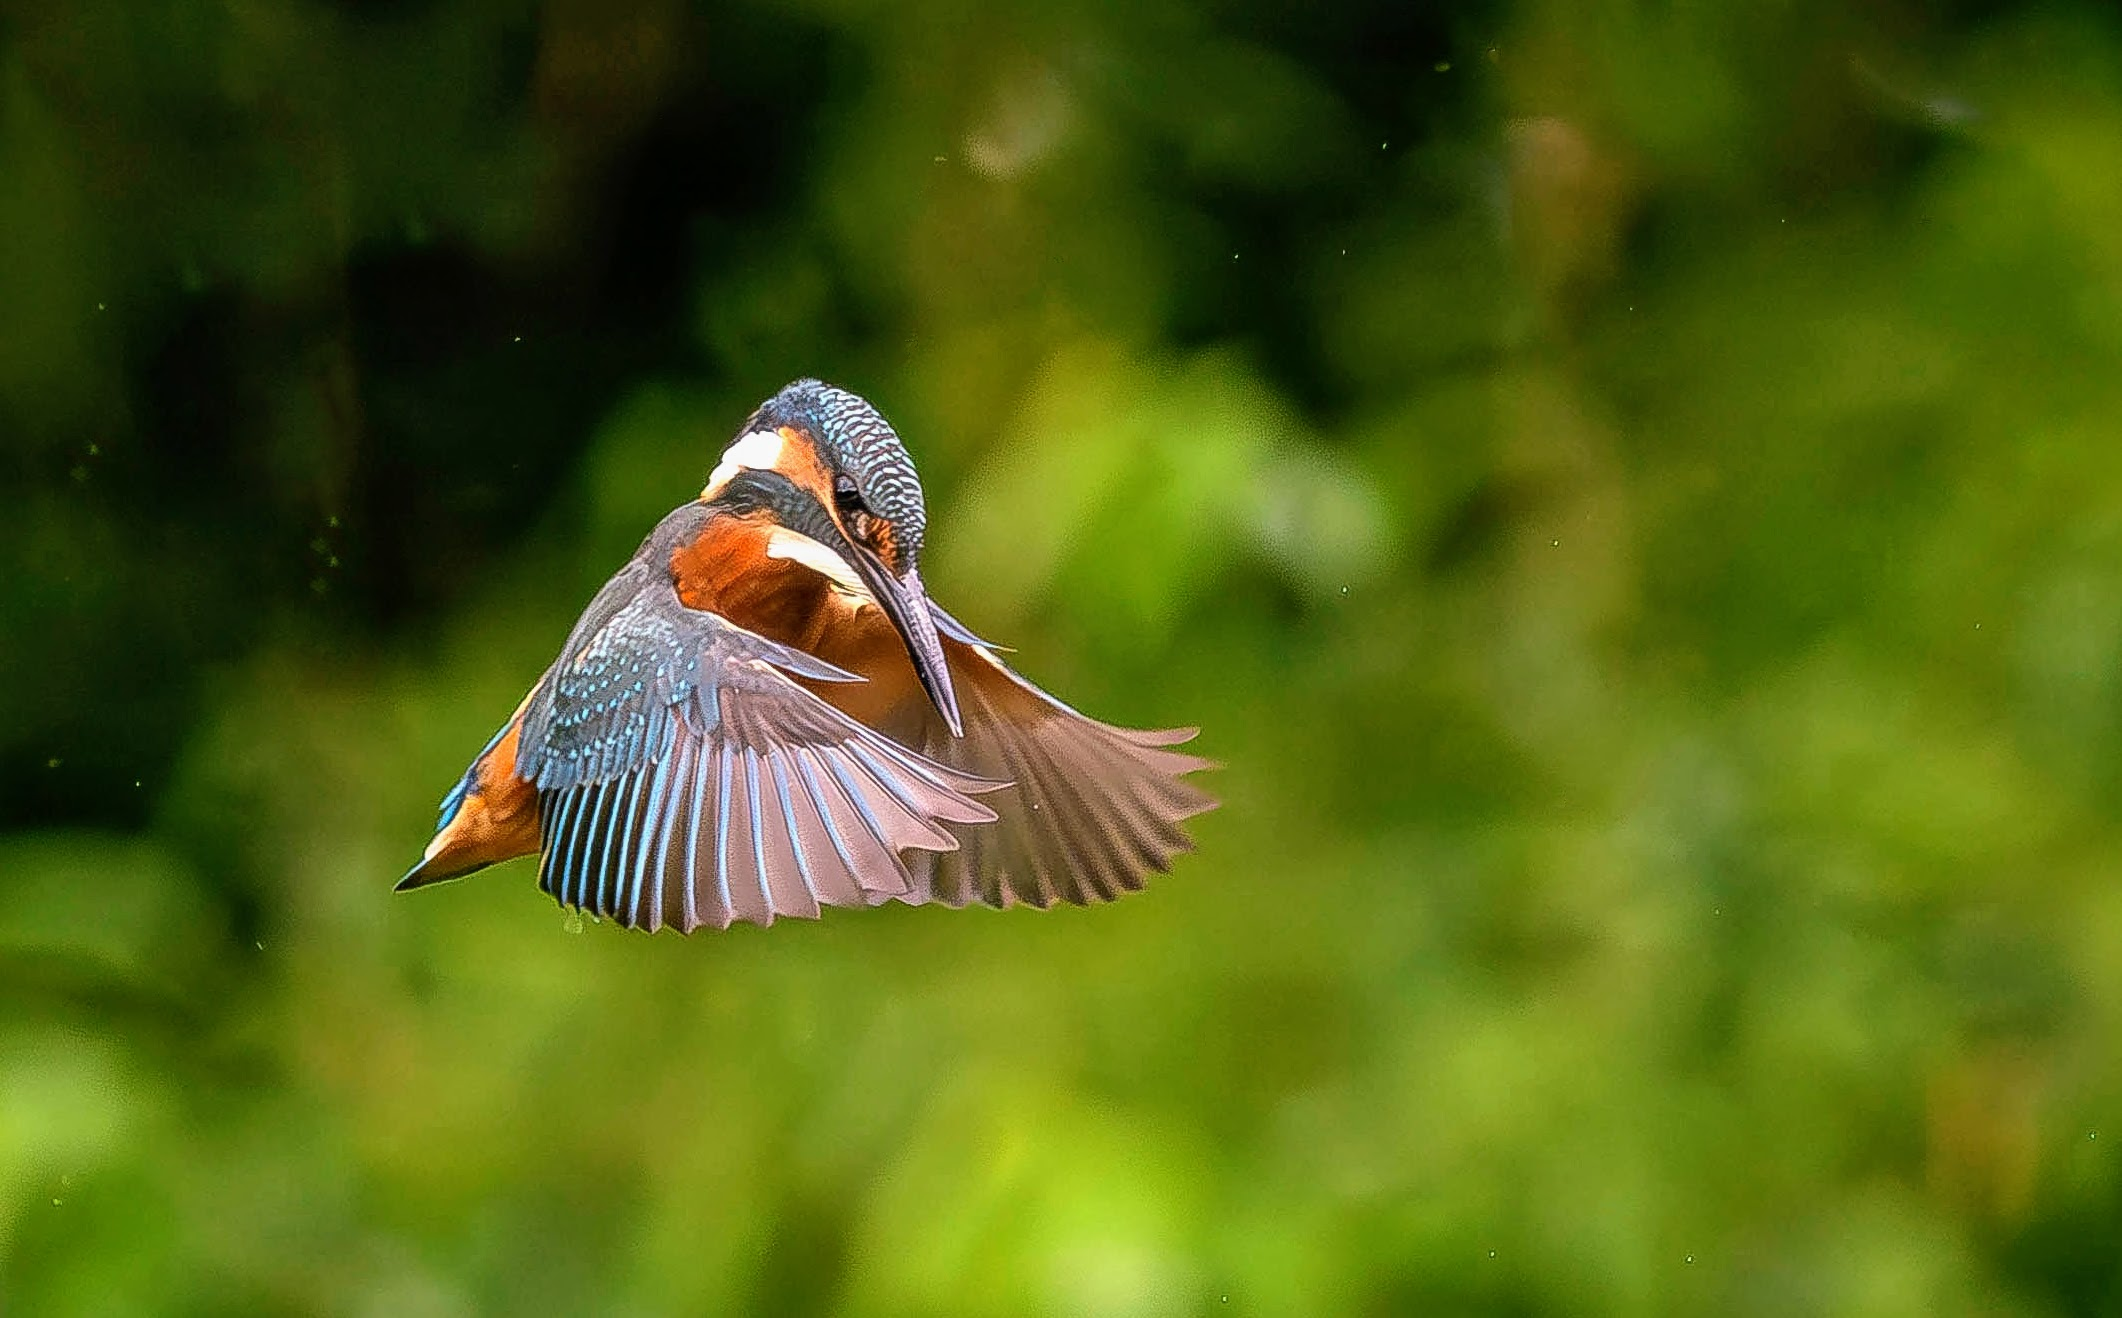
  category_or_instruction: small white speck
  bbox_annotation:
[933,155,946,163]
[1487,1249,1496,1259]
[1380,140,1389,150]
[254,941,264,951]
[1232,252,1240,262]
[1685,1255,1695,1264]
[2092,1131,2099,1140]
[1551,539,1560,547]
[133,780,141,788]
[51,1197,61,1207]
[512,335,522,343]
[1974,622,1982,630]
[96,302,105,312]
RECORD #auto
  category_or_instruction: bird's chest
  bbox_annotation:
[669,523,836,650]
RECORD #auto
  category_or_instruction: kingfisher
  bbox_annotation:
[399,379,1215,931]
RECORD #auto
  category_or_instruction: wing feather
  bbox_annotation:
[708,741,737,930]
[786,750,864,906]
[508,521,1001,933]
[767,754,824,918]
[627,738,675,926]
[807,749,915,898]
[742,751,785,925]
[872,633,1217,911]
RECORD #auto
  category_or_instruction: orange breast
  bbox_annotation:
[797,591,924,735]
[667,510,916,731]
[669,511,839,651]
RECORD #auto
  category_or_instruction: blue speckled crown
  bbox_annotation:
[744,380,927,565]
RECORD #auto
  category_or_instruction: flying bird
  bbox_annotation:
[399,379,1215,931]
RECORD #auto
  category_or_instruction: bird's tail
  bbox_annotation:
[397,715,537,892]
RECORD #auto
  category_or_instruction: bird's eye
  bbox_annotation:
[833,475,865,514]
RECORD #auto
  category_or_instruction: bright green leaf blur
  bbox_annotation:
[7,0,2122,1314]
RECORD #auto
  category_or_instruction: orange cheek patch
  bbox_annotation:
[775,426,838,508]
[867,520,899,573]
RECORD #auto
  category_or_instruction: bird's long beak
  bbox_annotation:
[848,550,962,736]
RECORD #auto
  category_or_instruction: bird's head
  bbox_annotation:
[702,379,960,734]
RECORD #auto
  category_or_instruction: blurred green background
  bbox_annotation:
[7,0,2122,1312]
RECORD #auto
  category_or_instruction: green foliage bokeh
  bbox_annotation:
[7,0,2122,1313]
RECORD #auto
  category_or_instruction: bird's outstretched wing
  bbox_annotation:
[514,562,1000,932]
[811,602,1217,910]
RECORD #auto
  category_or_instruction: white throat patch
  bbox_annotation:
[764,527,871,599]
[701,429,789,498]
